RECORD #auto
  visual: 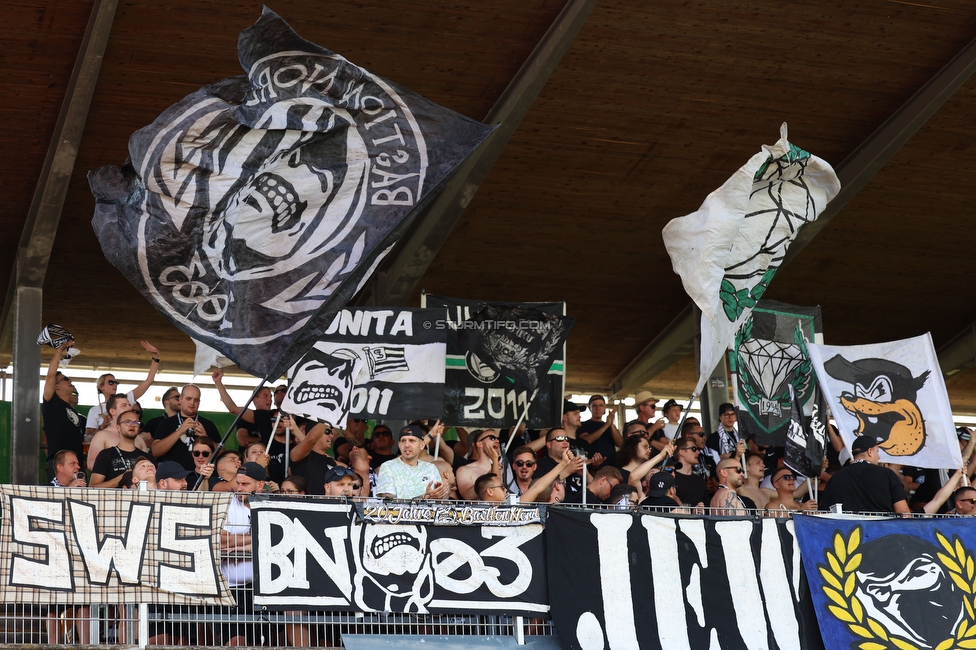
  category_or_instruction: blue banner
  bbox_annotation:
[794,514,976,650]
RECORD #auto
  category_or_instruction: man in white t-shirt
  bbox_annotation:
[375,425,448,499]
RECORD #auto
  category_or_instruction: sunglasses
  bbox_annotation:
[729,467,744,474]
[106,380,118,386]
[373,431,392,438]
[489,485,509,492]
[352,483,362,491]
[119,419,140,427]
[514,460,536,468]
[755,445,769,452]
[776,474,796,482]
[549,435,569,443]
[480,435,499,443]
[192,450,212,458]
[680,447,699,452]
[962,498,976,504]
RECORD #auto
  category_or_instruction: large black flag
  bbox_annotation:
[456,304,574,393]
[784,384,827,479]
[89,9,494,378]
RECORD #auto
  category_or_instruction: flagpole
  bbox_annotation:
[191,378,267,490]
[502,388,540,455]
[284,425,291,478]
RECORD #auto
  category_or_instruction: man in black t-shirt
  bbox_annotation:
[151,384,220,470]
[91,410,155,488]
[212,370,274,446]
[641,471,682,510]
[143,386,181,437]
[41,341,85,463]
[367,425,398,469]
[820,436,910,514]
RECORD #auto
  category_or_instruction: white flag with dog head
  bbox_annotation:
[807,332,961,470]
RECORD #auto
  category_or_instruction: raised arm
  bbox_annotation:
[290,420,328,463]
[43,340,71,401]
[923,469,965,515]
[212,369,255,423]
[628,440,676,486]
[130,341,161,400]
[521,453,572,503]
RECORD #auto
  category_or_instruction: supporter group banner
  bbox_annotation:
[422,293,566,427]
[794,515,976,650]
[732,299,822,446]
[546,509,823,650]
[251,498,548,615]
[90,9,494,379]
[282,307,447,422]
[0,486,234,606]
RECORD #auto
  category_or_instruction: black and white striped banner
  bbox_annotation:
[546,509,823,650]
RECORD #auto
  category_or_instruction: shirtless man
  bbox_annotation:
[738,452,772,510]
[456,429,502,500]
[765,468,818,515]
[710,458,748,515]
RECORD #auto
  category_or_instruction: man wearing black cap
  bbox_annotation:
[820,436,910,514]
[707,403,746,460]
[156,461,191,491]
[375,425,448,499]
[323,466,361,497]
[641,471,682,510]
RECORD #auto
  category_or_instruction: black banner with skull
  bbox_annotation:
[282,308,446,422]
[251,498,548,616]
[89,9,494,379]
[422,294,566,428]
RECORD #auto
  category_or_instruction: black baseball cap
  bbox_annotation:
[563,400,586,414]
[647,472,675,497]
[718,403,736,415]
[238,462,267,481]
[156,461,191,481]
[851,436,879,455]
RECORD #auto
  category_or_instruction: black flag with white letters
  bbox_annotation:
[546,508,823,650]
[89,8,494,378]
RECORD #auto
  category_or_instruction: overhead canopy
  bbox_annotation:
[4,0,976,410]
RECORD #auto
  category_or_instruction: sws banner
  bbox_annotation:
[283,308,446,420]
[546,508,823,650]
[251,498,548,615]
[794,515,976,650]
[0,486,234,606]
[422,293,565,427]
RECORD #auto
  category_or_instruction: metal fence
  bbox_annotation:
[0,497,963,649]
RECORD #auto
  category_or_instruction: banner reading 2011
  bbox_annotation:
[422,293,565,427]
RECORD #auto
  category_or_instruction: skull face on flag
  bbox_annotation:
[90,9,495,378]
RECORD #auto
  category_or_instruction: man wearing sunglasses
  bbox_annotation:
[367,425,398,468]
[710,458,748,515]
[90,410,156,488]
[86,340,162,436]
[457,429,504,500]
[764,467,818,515]
[534,428,587,502]
[510,446,540,497]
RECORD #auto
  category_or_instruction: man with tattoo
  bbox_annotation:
[710,458,748,515]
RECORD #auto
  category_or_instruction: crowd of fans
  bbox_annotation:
[34,337,976,645]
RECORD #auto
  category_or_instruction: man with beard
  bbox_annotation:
[220,463,272,646]
[152,384,220,470]
[764,468,818,515]
[212,369,274,446]
[376,425,448,500]
[90,410,155,487]
[710,458,748,515]
[510,446,540,498]
[323,465,362,497]
[143,386,181,438]
[87,393,149,470]
[476,450,571,503]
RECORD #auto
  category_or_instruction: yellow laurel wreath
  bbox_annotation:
[819,527,920,650]
[819,527,976,650]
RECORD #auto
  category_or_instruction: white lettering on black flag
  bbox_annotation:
[89,9,494,379]
[422,294,565,427]
[545,509,822,650]
[251,498,547,615]
[286,308,446,419]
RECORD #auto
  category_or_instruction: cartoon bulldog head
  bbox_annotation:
[824,356,930,456]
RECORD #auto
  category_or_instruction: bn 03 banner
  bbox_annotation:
[546,508,823,650]
[251,498,548,616]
